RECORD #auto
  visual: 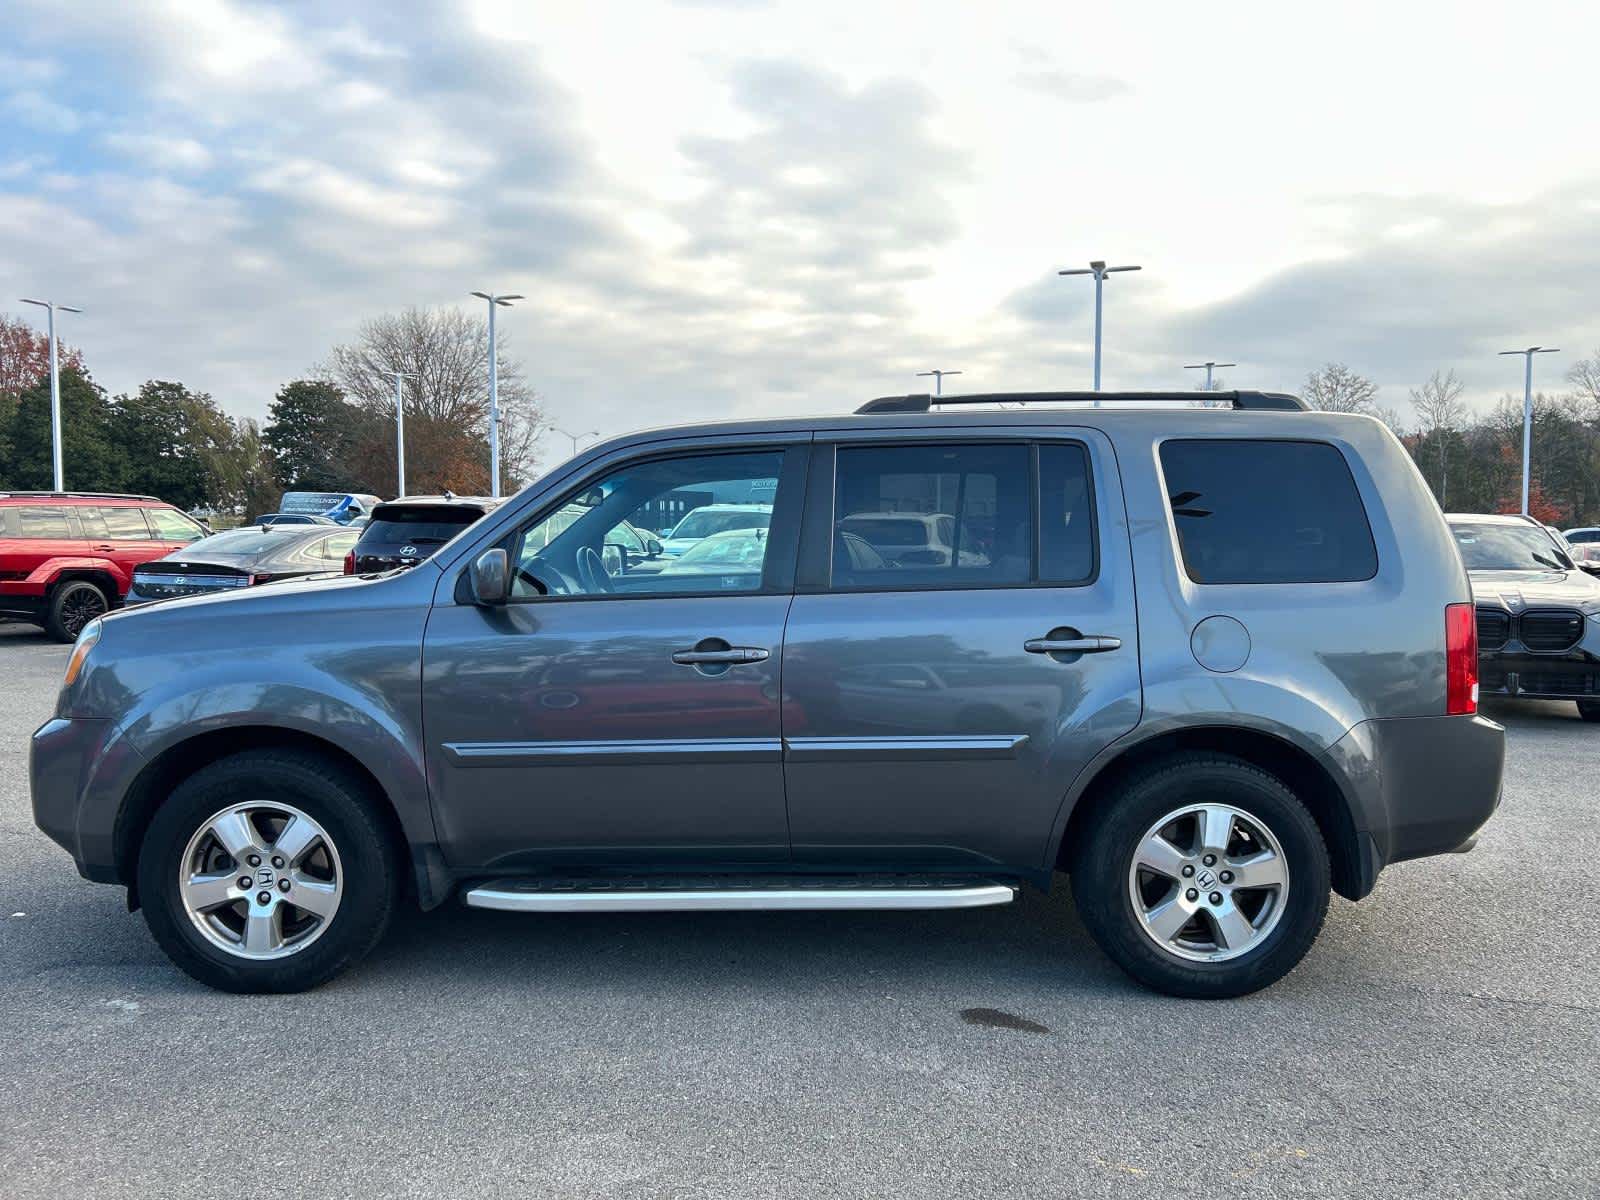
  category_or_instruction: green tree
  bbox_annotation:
[1,366,125,491]
[263,380,367,492]
[114,380,238,510]
[211,417,283,517]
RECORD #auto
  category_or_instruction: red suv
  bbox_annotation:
[0,492,207,641]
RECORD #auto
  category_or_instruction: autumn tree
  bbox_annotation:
[1303,362,1379,414]
[323,306,543,496]
[0,313,85,404]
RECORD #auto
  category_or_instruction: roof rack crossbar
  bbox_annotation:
[855,390,1308,414]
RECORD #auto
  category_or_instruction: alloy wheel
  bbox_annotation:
[178,801,344,960]
[60,587,107,639]
[1126,802,1289,963]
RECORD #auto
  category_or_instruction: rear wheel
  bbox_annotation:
[1070,754,1330,998]
[1578,701,1600,724]
[136,750,400,993]
[45,579,108,642]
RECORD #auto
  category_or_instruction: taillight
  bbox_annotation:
[343,552,355,575]
[1446,602,1478,715]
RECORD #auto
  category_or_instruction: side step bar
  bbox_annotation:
[464,880,1017,913]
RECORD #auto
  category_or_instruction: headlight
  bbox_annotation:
[62,618,102,687]
[1581,600,1600,619]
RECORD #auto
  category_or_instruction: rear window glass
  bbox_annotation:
[0,506,73,538]
[1160,439,1378,584]
[100,506,152,539]
[361,506,484,547]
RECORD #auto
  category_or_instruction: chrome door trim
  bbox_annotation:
[782,734,1029,762]
[442,738,783,767]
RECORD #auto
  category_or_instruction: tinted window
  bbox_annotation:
[1567,529,1600,544]
[513,451,786,599]
[2,506,73,538]
[1039,443,1096,583]
[1161,439,1377,584]
[148,508,202,541]
[1449,522,1570,571]
[100,506,152,540]
[360,506,484,547]
[832,443,1031,589]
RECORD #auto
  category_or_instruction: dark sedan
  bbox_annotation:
[127,524,360,606]
[1448,512,1600,722]
[347,495,502,574]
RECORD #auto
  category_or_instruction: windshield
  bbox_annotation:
[665,529,768,571]
[1451,522,1572,571]
[1567,530,1600,544]
[668,508,770,540]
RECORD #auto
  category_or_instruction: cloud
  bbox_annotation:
[5,90,82,133]
[1015,69,1131,104]
[102,132,213,171]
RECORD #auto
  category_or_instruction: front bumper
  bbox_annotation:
[30,715,141,883]
[1480,651,1600,701]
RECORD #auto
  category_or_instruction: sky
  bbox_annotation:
[2,0,1597,451]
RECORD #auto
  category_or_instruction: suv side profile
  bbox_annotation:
[1,492,206,641]
[31,392,1505,998]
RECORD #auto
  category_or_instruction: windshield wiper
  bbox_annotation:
[1530,552,1562,570]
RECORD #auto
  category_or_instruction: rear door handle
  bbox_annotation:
[1024,635,1122,654]
[672,647,770,665]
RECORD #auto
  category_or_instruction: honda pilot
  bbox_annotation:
[31,391,1505,998]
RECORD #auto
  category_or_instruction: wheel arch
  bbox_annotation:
[48,567,121,602]
[114,726,450,912]
[1051,724,1369,901]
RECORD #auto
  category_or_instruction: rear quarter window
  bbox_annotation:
[1159,439,1378,584]
[0,506,74,538]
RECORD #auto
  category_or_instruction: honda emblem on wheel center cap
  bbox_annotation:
[256,868,274,888]
[1196,869,1217,889]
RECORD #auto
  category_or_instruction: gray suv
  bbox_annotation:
[30,391,1505,997]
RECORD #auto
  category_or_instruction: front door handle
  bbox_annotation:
[1024,635,1122,654]
[672,645,770,666]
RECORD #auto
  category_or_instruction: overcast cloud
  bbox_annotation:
[2,0,1596,453]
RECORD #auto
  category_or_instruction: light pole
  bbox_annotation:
[1499,346,1559,515]
[1057,260,1140,397]
[552,427,599,458]
[386,370,415,497]
[470,290,523,497]
[1184,361,1236,391]
[916,369,962,397]
[19,297,82,491]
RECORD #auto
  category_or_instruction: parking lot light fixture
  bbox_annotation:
[1057,261,1141,399]
[19,297,83,491]
[915,369,962,398]
[552,427,599,459]
[1184,361,1236,391]
[387,370,416,497]
[1498,346,1560,515]
[470,291,524,498]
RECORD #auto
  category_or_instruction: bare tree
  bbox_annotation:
[323,307,545,495]
[1569,348,1600,412]
[1303,362,1379,414]
[1410,368,1466,505]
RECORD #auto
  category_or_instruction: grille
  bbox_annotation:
[1515,669,1599,697]
[1518,608,1585,652]
[1475,607,1510,651]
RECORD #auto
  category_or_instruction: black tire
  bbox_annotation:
[1070,753,1331,999]
[136,749,400,993]
[1578,701,1600,723]
[45,579,109,642]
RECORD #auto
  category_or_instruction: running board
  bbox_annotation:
[463,876,1017,913]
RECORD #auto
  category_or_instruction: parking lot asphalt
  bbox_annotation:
[0,618,1595,1199]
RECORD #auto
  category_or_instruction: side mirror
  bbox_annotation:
[470,548,509,606]
[1581,562,1600,577]
[645,536,663,558]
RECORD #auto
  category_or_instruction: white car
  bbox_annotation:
[1564,526,1600,546]
[659,503,772,557]
[836,511,986,567]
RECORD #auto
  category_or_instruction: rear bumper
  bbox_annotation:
[1324,712,1505,889]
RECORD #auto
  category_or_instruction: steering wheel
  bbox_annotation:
[575,546,614,594]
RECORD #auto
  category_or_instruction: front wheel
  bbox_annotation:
[137,750,400,993]
[1070,754,1330,998]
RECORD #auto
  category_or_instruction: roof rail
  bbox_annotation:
[855,390,1309,414]
[0,490,163,501]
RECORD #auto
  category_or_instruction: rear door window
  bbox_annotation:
[100,506,154,540]
[1159,439,1378,584]
[2,506,74,538]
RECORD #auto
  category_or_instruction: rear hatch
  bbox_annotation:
[351,503,488,573]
